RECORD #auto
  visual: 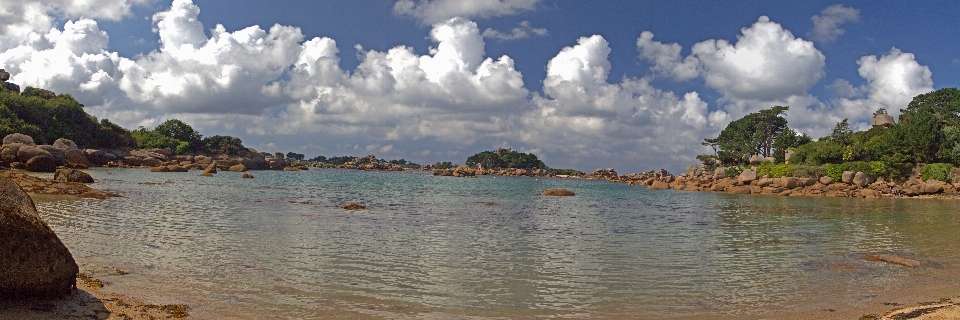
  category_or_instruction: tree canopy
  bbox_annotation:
[465,148,546,169]
[785,88,960,179]
[704,106,793,166]
[0,89,133,148]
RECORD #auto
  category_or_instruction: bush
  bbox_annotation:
[825,161,888,181]
[202,135,246,155]
[920,163,954,182]
[756,162,792,178]
[547,168,584,176]
[131,127,183,149]
[0,90,134,148]
[723,166,743,177]
[790,140,845,165]
[789,165,826,179]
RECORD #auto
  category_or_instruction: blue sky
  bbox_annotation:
[1,0,957,173]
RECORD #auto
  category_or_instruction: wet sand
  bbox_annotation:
[0,276,188,319]
[2,271,956,320]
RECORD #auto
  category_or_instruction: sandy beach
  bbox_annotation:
[0,275,188,319]
[2,273,957,320]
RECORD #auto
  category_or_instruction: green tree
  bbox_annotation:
[465,148,546,169]
[131,126,183,149]
[286,152,305,160]
[772,128,811,163]
[154,119,202,152]
[829,118,852,145]
[706,106,790,166]
[202,135,246,155]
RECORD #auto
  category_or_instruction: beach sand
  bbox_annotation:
[0,275,189,319]
[2,273,957,320]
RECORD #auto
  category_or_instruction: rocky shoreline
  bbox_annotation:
[577,164,960,200]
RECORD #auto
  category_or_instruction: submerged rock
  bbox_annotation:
[0,175,79,298]
[339,203,366,210]
[542,188,575,196]
[865,254,920,267]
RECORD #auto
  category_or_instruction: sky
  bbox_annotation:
[1,0,958,173]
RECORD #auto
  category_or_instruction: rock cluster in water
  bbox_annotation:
[433,165,567,178]
[604,164,960,198]
[311,154,405,171]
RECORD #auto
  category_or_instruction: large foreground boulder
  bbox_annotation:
[0,176,79,298]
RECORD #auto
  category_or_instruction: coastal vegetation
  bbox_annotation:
[463,148,583,176]
[701,88,960,182]
[0,88,133,149]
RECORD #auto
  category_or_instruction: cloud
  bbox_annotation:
[635,31,699,81]
[827,78,858,97]
[832,48,933,123]
[482,20,547,41]
[393,0,539,24]
[692,16,825,105]
[117,0,305,114]
[520,35,723,171]
[262,16,529,144]
[808,4,860,43]
[0,18,124,106]
[638,16,825,120]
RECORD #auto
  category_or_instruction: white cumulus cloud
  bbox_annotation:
[117,0,305,114]
[808,4,860,43]
[393,0,540,24]
[832,48,933,123]
[636,31,699,81]
[638,16,826,121]
[262,16,529,145]
[0,18,124,106]
[520,35,722,171]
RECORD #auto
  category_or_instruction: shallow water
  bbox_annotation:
[35,168,960,319]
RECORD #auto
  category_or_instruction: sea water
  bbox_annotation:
[34,168,960,319]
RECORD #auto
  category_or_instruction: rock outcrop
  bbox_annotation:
[738,169,757,184]
[53,169,94,183]
[452,166,476,177]
[25,156,57,172]
[2,133,35,146]
[0,175,79,298]
[0,171,115,199]
[871,113,895,128]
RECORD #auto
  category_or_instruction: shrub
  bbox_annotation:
[920,163,954,182]
[131,127,183,149]
[202,135,246,155]
[723,166,743,177]
[825,161,887,182]
[756,162,793,178]
[825,163,844,182]
[789,165,826,179]
[790,140,845,165]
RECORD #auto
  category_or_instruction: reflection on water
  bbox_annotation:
[35,168,960,318]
